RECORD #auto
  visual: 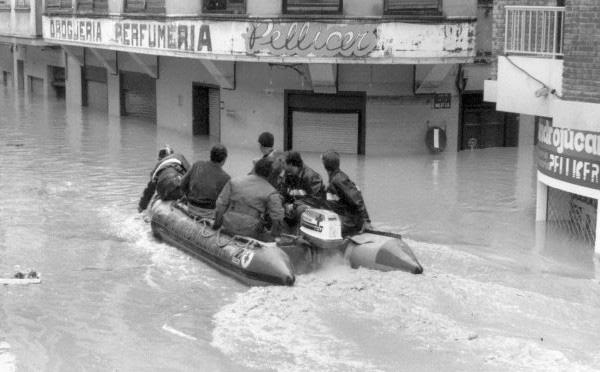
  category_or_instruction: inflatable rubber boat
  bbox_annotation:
[150,200,295,286]
[149,200,423,286]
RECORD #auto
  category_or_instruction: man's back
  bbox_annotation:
[181,160,230,209]
[225,175,282,218]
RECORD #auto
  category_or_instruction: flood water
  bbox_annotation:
[1,87,599,372]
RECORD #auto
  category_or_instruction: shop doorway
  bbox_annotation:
[192,84,220,138]
[460,92,519,150]
[285,91,366,154]
[16,60,24,90]
[83,65,108,111]
[49,66,65,99]
[120,71,156,121]
[28,76,44,96]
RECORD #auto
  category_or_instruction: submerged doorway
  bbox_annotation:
[192,84,220,139]
[460,92,519,150]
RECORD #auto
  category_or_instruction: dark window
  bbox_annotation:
[46,0,73,10]
[384,0,441,15]
[124,0,165,13]
[15,0,30,8]
[203,0,245,14]
[283,0,342,14]
[78,0,108,11]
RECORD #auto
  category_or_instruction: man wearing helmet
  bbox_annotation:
[138,145,190,212]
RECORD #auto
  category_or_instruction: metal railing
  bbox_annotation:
[505,6,564,58]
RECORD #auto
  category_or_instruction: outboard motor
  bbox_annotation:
[299,209,346,251]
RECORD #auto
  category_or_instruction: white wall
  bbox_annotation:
[496,56,563,117]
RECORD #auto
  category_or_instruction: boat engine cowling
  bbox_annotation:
[299,209,346,251]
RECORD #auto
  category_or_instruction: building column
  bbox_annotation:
[596,206,600,255]
[535,178,548,222]
[12,44,24,91]
[65,53,83,109]
[107,72,121,117]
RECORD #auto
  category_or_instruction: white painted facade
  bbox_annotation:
[0,0,501,158]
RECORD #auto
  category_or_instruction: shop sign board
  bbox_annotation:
[42,16,474,62]
[537,119,600,190]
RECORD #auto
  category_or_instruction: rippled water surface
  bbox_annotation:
[0,87,599,372]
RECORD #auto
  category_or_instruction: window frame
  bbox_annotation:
[282,0,343,15]
[46,0,74,12]
[202,0,246,15]
[123,0,165,14]
[77,0,108,12]
[383,0,442,15]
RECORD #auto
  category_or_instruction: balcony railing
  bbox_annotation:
[505,6,564,58]
[283,0,342,14]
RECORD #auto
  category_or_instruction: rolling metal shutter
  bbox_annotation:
[292,111,359,154]
[208,87,220,140]
[85,66,107,111]
[121,71,156,121]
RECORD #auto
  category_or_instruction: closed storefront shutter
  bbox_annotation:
[28,76,44,96]
[85,66,107,111]
[208,87,220,140]
[121,71,156,121]
[292,111,359,154]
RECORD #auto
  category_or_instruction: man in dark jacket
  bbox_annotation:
[321,150,372,235]
[279,151,324,226]
[214,157,284,240]
[252,131,285,188]
[138,145,190,212]
[180,144,230,216]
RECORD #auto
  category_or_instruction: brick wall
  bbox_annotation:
[491,0,600,104]
[562,0,600,103]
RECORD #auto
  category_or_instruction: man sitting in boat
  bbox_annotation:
[321,150,372,235]
[279,151,324,228]
[251,131,285,188]
[138,145,190,213]
[180,144,230,218]
[214,157,285,241]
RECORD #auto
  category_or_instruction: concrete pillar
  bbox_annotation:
[13,45,24,91]
[519,114,536,147]
[65,53,83,109]
[596,206,600,255]
[536,178,548,222]
[107,72,121,117]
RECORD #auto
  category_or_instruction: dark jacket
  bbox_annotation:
[280,165,324,204]
[214,175,284,238]
[325,169,370,234]
[251,149,285,188]
[180,160,230,209]
[138,153,190,211]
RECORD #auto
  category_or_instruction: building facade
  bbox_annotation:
[1,1,514,156]
[485,0,600,253]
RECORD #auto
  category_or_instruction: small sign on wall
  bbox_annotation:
[433,93,451,109]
